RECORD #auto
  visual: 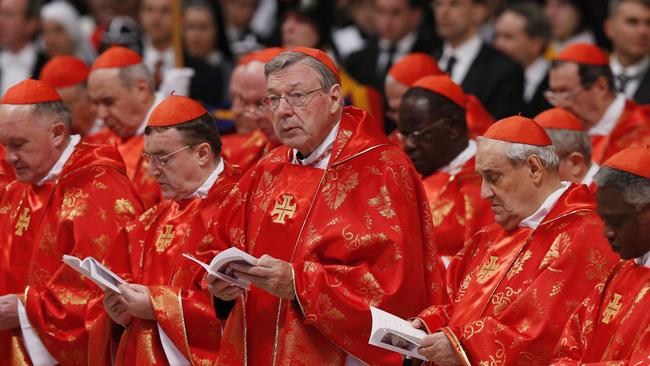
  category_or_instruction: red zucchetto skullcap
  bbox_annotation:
[40,56,90,88]
[388,53,442,86]
[412,75,466,109]
[147,95,207,127]
[555,43,609,66]
[1,79,61,104]
[534,108,585,131]
[603,146,650,179]
[239,47,285,66]
[483,115,552,146]
[91,46,142,71]
[286,47,340,82]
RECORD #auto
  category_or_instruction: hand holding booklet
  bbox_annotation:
[62,255,127,294]
[182,247,258,290]
[368,306,428,361]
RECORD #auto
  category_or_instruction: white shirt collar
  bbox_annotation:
[191,158,223,199]
[588,93,626,137]
[581,163,600,186]
[137,92,166,136]
[635,251,650,268]
[292,121,340,170]
[37,134,81,185]
[518,181,571,229]
[143,38,175,74]
[610,54,650,80]
[524,57,550,102]
[440,35,482,84]
[439,139,476,176]
[378,31,417,56]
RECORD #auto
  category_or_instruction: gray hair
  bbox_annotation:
[502,1,550,44]
[33,101,72,129]
[264,52,339,91]
[118,63,156,92]
[595,166,650,210]
[478,137,560,169]
[545,128,592,162]
[609,0,650,17]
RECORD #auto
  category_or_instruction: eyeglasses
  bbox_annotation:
[261,88,322,110]
[543,87,584,106]
[399,118,446,144]
[142,145,191,167]
[242,99,269,115]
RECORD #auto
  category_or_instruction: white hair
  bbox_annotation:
[477,137,560,169]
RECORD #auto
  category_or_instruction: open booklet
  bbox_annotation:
[62,255,127,294]
[368,306,428,361]
[182,247,258,290]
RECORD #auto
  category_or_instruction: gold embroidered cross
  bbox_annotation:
[602,293,623,324]
[14,208,31,236]
[271,194,296,224]
[477,256,499,284]
[155,224,175,252]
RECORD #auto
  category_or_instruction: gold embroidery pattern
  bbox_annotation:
[155,224,175,252]
[540,233,569,269]
[478,340,506,365]
[0,203,11,214]
[602,293,623,324]
[228,228,246,248]
[92,180,107,190]
[313,293,345,334]
[586,248,610,281]
[477,256,500,284]
[491,287,522,316]
[454,273,473,302]
[464,194,475,222]
[507,250,533,280]
[430,200,454,226]
[270,194,296,224]
[322,168,359,210]
[114,198,136,216]
[58,188,89,220]
[14,207,30,236]
[550,280,565,297]
[462,320,485,340]
[356,272,384,306]
[368,185,396,218]
[342,225,388,252]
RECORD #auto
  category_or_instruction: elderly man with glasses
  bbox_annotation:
[396,74,493,267]
[90,95,241,365]
[204,47,447,365]
[547,43,650,165]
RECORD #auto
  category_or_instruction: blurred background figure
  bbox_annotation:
[99,15,142,53]
[0,0,48,95]
[605,0,650,104]
[221,0,264,58]
[494,1,552,117]
[41,0,96,63]
[544,0,595,57]
[333,0,377,60]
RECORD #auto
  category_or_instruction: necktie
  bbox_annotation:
[616,73,630,93]
[153,58,164,89]
[446,55,457,75]
[379,45,397,78]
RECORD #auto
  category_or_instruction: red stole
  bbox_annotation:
[590,101,650,164]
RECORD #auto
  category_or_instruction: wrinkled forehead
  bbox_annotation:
[88,68,124,93]
[144,127,184,152]
[476,138,512,169]
[266,62,321,93]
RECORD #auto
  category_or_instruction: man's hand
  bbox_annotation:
[230,255,295,299]
[205,274,245,301]
[418,331,461,366]
[411,318,427,331]
[0,294,19,330]
[103,291,132,326]
[118,284,156,320]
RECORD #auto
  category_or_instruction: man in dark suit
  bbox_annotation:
[494,1,553,117]
[0,0,48,96]
[345,0,439,95]
[432,0,524,119]
[605,0,650,104]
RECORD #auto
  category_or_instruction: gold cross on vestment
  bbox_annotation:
[477,256,499,284]
[271,194,297,224]
[155,224,175,252]
[602,293,623,324]
[14,208,31,236]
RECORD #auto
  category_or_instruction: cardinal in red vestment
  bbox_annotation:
[413,116,619,365]
[205,47,447,366]
[86,95,241,365]
[549,43,650,165]
[0,79,143,365]
[86,46,163,208]
[396,75,493,266]
[551,146,650,364]
[536,108,599,191]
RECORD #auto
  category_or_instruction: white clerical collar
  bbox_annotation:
[439,139,476,176]
[37,134,81,185]
[588,93,626,137]
[524,57,549,102]
[292,120,340,170]
[440,35,482,84]
[610,54,650,80]
[581,163,600,186]
[143,38,175,70]
[519,181,571,230]
[136,92,165,136]
[635,251,650,268]
[191,158,223,199]
[378,31,417,56]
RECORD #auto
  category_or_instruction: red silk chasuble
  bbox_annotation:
[418,184,620,365]
[221,129,278,173]
[591,101,650,165]
[422,157,493,258]
[551,260,650,365]
[85,128,162,208]
[17,143,143,366]
[212,106,448,366]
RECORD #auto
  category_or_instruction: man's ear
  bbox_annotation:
[328,84,343,114]
[566,152,587,174]
[528,155,544,183]
[51,122,67,147]
[194,142,213,166]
